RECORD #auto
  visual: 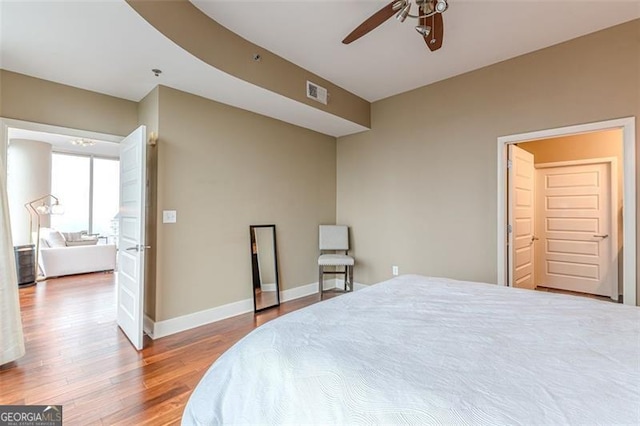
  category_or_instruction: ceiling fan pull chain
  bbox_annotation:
[430,13,436,44]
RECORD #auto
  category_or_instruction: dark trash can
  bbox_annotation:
[14,244,36,287]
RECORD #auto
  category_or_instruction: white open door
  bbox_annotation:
[508,144,536,289]
[117,125,147,350]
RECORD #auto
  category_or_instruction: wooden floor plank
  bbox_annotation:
[0,272,334,424]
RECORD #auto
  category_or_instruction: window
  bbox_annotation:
[51,154,90,232]
[92,158,120,236]
[51,153,119,237]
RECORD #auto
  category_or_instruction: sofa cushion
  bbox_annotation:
[39,237,50,248]
[43,229,66,248]
[38,244,117,278]
[62,231,83,242]
[66,240,98,247]
[62,231,98,246]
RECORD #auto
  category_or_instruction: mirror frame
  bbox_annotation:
[250,224,280,313]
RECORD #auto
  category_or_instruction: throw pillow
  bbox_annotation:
[45,230,67,248]
[63,231,83,242]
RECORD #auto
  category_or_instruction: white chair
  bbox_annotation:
[318,225,354,296]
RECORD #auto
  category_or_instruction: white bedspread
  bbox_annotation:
[183,275,640,425]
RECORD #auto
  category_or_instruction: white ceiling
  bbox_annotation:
[0,0,366,137]
[8,128,120,158]
[1,1,638,138]
[196,0,640,101]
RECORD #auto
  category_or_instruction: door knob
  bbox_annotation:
[125,244,152,252]
[531,236,539,242]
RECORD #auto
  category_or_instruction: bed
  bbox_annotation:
[182,275,640,425]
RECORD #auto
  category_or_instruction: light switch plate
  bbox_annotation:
[163,210,177,224]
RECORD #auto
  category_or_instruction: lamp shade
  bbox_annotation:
[50,204,65,215]
[415,25,431,36]
[396,2,411,22]
[35,204,50,215]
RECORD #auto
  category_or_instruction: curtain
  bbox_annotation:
[0,154,25,365]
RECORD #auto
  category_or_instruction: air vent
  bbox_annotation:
[306,81,328,105]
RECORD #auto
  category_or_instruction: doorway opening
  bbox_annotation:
[1,118,150,350]
[497,118,636,306]
[2,122,121,276]
[0,118,122,332]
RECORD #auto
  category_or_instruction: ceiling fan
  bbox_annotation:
[342,0,448,51]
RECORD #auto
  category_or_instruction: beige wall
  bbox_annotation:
[337,20,639,303]
[0,69,338,322]
[0,70,138,136]
[153,86,336,321]
[519,130,624,293]
[520,131,623,166]
[126,0,370,128]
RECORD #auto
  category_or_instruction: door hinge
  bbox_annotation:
[507,160,513,169]
[507,224,513,233]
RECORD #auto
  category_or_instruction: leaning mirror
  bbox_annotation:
[250,225,280,312]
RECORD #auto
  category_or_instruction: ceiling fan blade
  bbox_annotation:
[421,12,444,51]
[342,1,399,44]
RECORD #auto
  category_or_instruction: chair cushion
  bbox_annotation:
[318,254,354,266]
[319,225,349,250]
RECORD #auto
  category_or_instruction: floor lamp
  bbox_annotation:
[25,194,64,280]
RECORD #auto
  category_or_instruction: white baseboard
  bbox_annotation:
[152,298,254,339]
[145,280,368,340]
[143,314,155,338]
[280,281,319,302]
[327,277,367,291]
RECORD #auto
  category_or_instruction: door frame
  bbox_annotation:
[0,118,123,166]
[535,157,618,300]
[0,117,123,246]
[497,117,636,306]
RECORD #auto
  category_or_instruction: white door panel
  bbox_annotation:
[546,217,599,232]
[117,125,147,350]
[536,162,616,298]
[508,145,535,289]
[545,171,599,188]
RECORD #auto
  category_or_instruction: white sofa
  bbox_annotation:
[38,228,117,278]
[39,244,117,278]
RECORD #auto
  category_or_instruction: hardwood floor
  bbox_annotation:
[535,285,619,303]
[0,273,337,425]
[254,288,278,309]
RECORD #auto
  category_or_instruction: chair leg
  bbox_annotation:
[318,265,323,297]
[348,265,354,292]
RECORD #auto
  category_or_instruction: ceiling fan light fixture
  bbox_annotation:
[70,138,96,147]
[415,25,431,36]
[392,0,404,12]
[396,2,411,22]
[435,0,448,13]
[50,202,65,215]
